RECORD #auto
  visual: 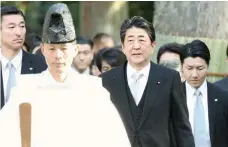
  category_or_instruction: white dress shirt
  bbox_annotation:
[0,49,22,101]
[127,62,150,105]
[185,80,211,147]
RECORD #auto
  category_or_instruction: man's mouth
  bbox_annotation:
[13,39,23,43]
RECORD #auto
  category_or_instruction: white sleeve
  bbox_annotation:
[97,87,131,147]
[0,87,23,147]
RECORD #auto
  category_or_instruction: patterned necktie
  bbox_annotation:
[5,62,16,103]
[194,90,207,147]
[131,72,143,105]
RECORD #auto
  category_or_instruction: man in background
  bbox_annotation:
[181,40,228,147]
[96,48,126,73]
[92,32,115,55]
[0,6,47,109]
[157,42,184,81]
[72,37,93,75]
[91,33,115,76]
[214,45,228,91]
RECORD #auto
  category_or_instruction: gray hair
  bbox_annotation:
[159,60,181,71]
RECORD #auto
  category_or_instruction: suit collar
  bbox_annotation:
[0,49,22,70]
[110,63,135,129]
[138,62,164,128]
[207,82,218,145]
[1,63,4,109]
[185,79,208,101]
[126,62,151,80]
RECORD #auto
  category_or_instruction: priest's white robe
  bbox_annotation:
[0,70,130,147]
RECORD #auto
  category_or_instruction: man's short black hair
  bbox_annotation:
[180,39,211,65]
[96,48,126,72]
[157,42,183,63]
[93,33,112,44]
[1,6,25,21]
[120,16,155,43]
[76,36,93,49]
[25,33,42,53]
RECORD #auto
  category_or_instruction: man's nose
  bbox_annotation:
[191,69,199,78]
[79,54,84,61]
[133,40,141,49]
[14,26,23,36]
[55,49,64,59]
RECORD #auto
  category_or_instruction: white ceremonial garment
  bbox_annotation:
[0,70,130,147]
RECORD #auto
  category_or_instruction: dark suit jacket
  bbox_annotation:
[214,77,228,92]
[101,62,195,147]
[1,50,47,109]
[183,82,228,147]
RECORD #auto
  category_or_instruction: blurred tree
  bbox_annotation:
[129,1,155,23]
[154,1,228,39]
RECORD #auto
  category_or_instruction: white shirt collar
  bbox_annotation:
[127,62,151,80]
[185,79,207,97]
[0,49,23,71]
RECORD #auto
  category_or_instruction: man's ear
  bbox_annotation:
[151,41,156,48]
[73,44,79,57]
[151,41,156,54]
[40,44,44,55]
[121,43,126,54]
[180,64,184,74]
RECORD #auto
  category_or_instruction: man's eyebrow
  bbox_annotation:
[138,35,145,38]
[7,21,25,25]
[127,35,134,38]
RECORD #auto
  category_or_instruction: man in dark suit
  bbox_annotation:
[180,40,228,147]
[72,37,94,75]
[0,6,47,109]
[214,45,228,91]
[101,16,195,147]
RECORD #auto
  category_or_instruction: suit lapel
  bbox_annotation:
[111,64,135,129]
[138,62,163,128]
[21,50,35,74]
[1,63,4,109]
[207,82,216,145]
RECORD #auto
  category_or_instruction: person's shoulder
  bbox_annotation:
[23,51,44,61]
[214,77,228,85]
[23,51,47,72]
[208,82,228,99]
[74,74,110,99]
[100,65,123,78]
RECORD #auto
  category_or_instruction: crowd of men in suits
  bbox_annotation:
[0,3,228,147]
